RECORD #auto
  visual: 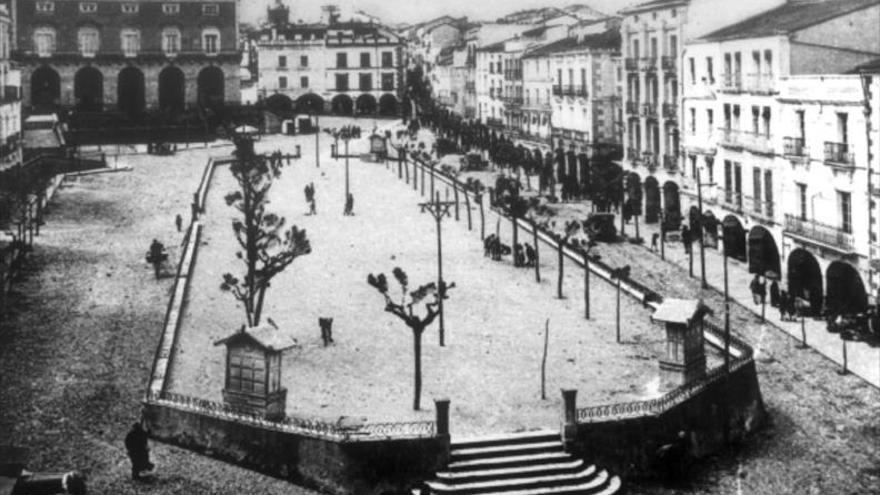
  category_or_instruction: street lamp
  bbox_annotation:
[419,192,455,347]
[313,112,320,168]
[611,265,631,343]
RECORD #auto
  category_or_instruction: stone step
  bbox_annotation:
[451,431,560,450]
[425,467,607,495]
[436,460,588,484]
[447,452,574,472]
[450,442,562,462]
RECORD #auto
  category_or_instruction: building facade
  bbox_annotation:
[0,4,22,172]
[13,0,241,116]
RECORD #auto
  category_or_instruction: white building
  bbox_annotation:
[0,4,21,173]
[255,24,328,113]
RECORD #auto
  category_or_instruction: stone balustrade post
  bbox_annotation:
[561,389,578,451]
[435,398,450,438]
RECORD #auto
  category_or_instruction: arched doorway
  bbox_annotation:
[662,181,681,231]
[826,262,867,316]
[30,66,60,110]
[722,215,746,261]
[378,93,398,116]
[688,206,701,244]
[197,66,225,108]
[331,94,353,115]
[265,93,293,114]
[787,248,823,316]
[748,226,781,278]
[74,66,103,112]
[355,93,377,115]
[117,66,145,118]
[625,173,643,220]
[158,66,185,115]
[644,177,661,224]
[702,210,719,248]
[296,93,324,114]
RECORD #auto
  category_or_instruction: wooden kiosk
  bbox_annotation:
[651,299,712,386]
[214,325,297,420]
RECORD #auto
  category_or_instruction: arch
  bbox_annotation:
[266,93,293,113]
[30,65,60,110]
[74,66,103,112]
[747,226,781,279]
[662,181,681,231]
[331,94,353,115]
[158,66,185,114]
[378,93,398,116]
[688,206,701,243]
[626,172,643,217]
[355,93,377,115]
[296,93,324,114]
[644,176,661,224]
[117,66,145,118]
[787,248,823,316]
[197,66,225,108]
[722,215,746,261]
[702,210,719,248]
[826,262,867,316]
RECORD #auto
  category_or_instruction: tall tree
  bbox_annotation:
[221,134,311,327]
[367,267,453,410]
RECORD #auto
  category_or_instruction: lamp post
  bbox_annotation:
[314,113,320,168]
[419,193,455,347]
[695,167,714,290]
[611,265,631,343]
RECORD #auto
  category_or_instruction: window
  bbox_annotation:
[202,27,220,54]
[381,51,393,67]
[797,183,807,220]
[279,76,287,89]
[723,103,731,129]
[706,157,714,183]
[838,191,852,233]
[381,73,394,91]
[36,1,54,13]
[336,53,347,68]
[300,55,308,67]
[78,27,100,57]
[79,2,97,13]
[650,37,657,58]
[359,73,372,90]
[278,55,287,68]
[706,109,713,131]
[300,76,308,88]
[752,168,762,213]
[228,353,265,394]
[121,3,138,13]
[764,170,773,217]
[724,160,732,193]
[120,28,140,57]
[688,58,695,84]
[632,39,640,58]
[360,52,370,68]
[202,3,219,15]
[837,112,848,144]
[33,27,56,57]
[162,3,179,14]
[689,107,696,134]
[162,27,180,55]
[763,50,773,76]
[335,73,349,90]
[706,57,714,83]
[669,35,677,57]
[752,50,761,74]
[690,155,697,178]
[796,109,805,140]
[751,106,759,133]
[761,107,771,137]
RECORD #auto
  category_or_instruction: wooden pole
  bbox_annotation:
[479,196,485,240]
[584,255,590,320]
[533,220,540,283]
[464,189,472,231]
[557,239,564,299]
[541,319,549,400]
[453,182,460,221]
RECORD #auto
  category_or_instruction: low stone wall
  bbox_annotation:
[143,400,449,495]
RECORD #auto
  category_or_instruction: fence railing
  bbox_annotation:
[625,58,639,71]
[661,56,676,72]
[720,73,742,92]
[783,137,807,157]
[784,214,853,252]
[823,141,854,165]
[625,101,639,116]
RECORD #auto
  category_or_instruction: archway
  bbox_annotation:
[296,93,324,114]
[355,93,377,115]
[662,181,681,231]
[748,226,781,279]
[158,66,185,115]
[688,206,701,244]
[331,94,353,115]
[266,93,293,114]
[74,66,103,112]
[702,210,719,248]
[644,176,661,224]
[30,66,60,110]
[826,262,867,316]
[378,93,398,116]
[626,173,643,220]
[197,66,225,108]
[117,66,145,118]
[722,215,746,261]
[787,248,823,316]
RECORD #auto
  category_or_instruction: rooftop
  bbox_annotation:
[522,28,621,58]
[853,56,880,72]
[619,0,688,15]
[214,324,299,352]
[700,0,880,42]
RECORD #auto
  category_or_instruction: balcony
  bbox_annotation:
[718,129,774,155]
[625,57,639,71]
[720,72,742,93]
[625,101,639,116]
[661,56,676,72]
[486,117,504,128]
[502,95,524,107]
[784,214,854,253]
[746,196,775,224]
[626,147,640,162]
[824,142,854,168]
[663,154,678,172]
[639,57,657,72]
[642,152,658,171]
[720,189,743,213]
[552,85,563,97]
[640,102,657,118]
[783,137,807,157]
[744,73,775,94]
[662,103,677,120]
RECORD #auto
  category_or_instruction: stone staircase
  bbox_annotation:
[422,431,622,495]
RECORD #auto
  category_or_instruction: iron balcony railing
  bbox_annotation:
[626,146,640,162]
[643,152,658,171]
[661,55,676,72]
[720,72,742,92]
[784,214,854,252]
[824,142,854,165]
[663,154,678,171]
[624,57,639,71]
[662,103,677,120]
[640,102,657,118]
[625,101,639,115]
[721,189,743,213]
[640,57,657,71]
[744,73,775,94]
[783,137,807,157]
[718,128,774,154]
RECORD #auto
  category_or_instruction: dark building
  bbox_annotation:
[12,0,241,116]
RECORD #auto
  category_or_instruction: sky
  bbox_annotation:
[241,0,636,26]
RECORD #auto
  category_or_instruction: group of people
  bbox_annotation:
[483,234,537,267]
[304,182,317,215]
[750,274,801,321]
[513,242,537,267]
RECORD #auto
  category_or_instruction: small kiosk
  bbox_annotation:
[214,325,297,420]
[651,299,712,386]
[368,134,388,161]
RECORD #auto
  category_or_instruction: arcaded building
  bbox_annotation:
[12,0,241,116]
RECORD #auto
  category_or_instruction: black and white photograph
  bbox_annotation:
[1,0,879,493]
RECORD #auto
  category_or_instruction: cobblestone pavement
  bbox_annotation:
[0,147,318,494]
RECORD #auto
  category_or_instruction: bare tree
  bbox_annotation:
[221,134,311,327]
[367,267,454,410]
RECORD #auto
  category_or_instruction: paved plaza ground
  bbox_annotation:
[0,117,877,494]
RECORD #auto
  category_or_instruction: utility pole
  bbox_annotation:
[696,168,708,289]
[419,193,455,346]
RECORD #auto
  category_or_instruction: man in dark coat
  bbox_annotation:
[125,422,154,481]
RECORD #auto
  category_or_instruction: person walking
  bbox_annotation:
[125,422,154,481]
[750,274,766,305]
[651,232,659,252]
[681,225,691,254]
[778,289,788,321]
[769,279,780,307]
[174,214,182,232]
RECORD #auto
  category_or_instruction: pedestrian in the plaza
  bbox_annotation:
[769,279,780,307]
[125,422,154,481]
[750,274,766,305]
[525,243,536,267]
[484,234,496,257]
[174,214,182,232]
[651,232,659,252]
[778,290,789,321]
[514,243,524,267]
[344,193,354,216]
[681,225,691,254]
[309,198,317,216]
[146,239,167,279]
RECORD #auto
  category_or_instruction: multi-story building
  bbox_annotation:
[254,23,328,113]
[12,0,241,116]
[432,44,468,116]
[860,58,880,293]
[677,0,880,314]
[0,4,22,172]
